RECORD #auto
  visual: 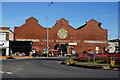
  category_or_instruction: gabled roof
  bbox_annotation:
[25,17,38,24]
[77,19,102,29]
[77,24,86,29]
[56,18,69,23]
[87,19,98,23]
[26,17,38,21]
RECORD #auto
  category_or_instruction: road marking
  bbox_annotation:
[6,72,13,74]
[0,71,4,73]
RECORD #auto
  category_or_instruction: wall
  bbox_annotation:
[14,17,108,54]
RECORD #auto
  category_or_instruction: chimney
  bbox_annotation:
[98,22,102,27]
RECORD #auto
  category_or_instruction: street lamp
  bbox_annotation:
[47,2,53,57]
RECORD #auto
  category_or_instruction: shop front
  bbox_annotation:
[9,41,33,56]
[0,41,9,56]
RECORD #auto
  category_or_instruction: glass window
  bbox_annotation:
[0,32,7,40]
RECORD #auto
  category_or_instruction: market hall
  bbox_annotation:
[14,17,108,56]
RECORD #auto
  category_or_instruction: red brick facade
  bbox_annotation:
[14,17,108,54]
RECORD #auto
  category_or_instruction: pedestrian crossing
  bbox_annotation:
[0,71,4,73]
[0,71,12,74]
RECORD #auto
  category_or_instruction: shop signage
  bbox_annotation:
[69,43,77,45]
[84,40,107,43]
[16,39,40,42]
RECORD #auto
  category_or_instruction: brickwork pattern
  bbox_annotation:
[14,17,108,53]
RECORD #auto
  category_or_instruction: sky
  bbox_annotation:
[1,2,119,40]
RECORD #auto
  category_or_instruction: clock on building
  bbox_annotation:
[57,27,68,39]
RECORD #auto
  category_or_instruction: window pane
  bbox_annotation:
[0,32,7,40]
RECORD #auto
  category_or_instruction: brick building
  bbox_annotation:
[14,17,108,55]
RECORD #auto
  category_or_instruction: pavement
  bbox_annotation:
[64,61,120,70]
[0,56,33,59]
[0,56,73,60]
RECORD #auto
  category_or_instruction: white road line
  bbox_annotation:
[6,72,13,74]
[0,71,4,73]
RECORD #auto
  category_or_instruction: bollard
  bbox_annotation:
[69,56,71,64]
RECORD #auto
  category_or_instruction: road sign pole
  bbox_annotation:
[93,52,95,63]
[69,55,71,64]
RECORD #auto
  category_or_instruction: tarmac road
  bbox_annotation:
[1,58,119,78]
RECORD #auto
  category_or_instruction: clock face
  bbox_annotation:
[57,27,68,39]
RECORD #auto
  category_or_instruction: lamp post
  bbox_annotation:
[47,2,53,57]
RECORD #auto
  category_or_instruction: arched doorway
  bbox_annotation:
[54,44,67,56]
[59,44,67,56]
[54,44,59,50]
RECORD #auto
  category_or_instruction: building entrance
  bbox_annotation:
[54,44,67,56]
[2,49,6,56]
[9,41,32,56]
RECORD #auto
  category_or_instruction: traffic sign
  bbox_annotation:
[111,57,114,61]
[43,48,47,50]
[111,57,115,67]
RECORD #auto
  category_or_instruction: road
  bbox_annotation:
[1,58,119,78]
